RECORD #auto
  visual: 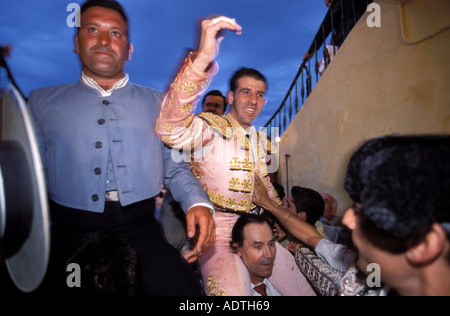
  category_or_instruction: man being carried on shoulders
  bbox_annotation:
[155,16,315,296]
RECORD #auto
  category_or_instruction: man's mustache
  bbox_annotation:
[91,46,115,56]
[259,258,274,266]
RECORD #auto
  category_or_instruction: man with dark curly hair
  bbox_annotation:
[254,135,450,296]
[342,135,450,296]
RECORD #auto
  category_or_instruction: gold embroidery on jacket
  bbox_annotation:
[180,103,193,115]
[207,190,255,213]
[241,158,253,172]
[183,81,197,96]
[206,273,227,296]
[238,135,250,151]
[230,157,241,171]
[182,116,193,128]
[197,112,233,139]
[241,179,252,193]
[237,199,250,210]
[229,178,241,192]
[229,157,254,172]
[226,197,237,209]
[162,122,176,133]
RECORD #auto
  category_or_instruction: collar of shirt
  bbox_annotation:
[81,72,130,97]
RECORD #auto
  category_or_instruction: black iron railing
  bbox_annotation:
[265,0,373,137]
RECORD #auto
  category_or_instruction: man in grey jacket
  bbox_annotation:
[28,0,215,295]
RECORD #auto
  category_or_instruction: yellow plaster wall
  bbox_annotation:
[278,0,450,215]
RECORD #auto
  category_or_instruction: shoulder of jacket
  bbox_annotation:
[28,82,80,106]
[197,112,233,138]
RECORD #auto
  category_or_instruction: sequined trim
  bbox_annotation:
[206,273,227,296]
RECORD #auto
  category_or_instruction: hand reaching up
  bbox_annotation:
[193,16,243,72]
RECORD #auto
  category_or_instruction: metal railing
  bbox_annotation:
[265,0,373,137]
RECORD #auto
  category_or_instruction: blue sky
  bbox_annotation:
[0,0,328,127]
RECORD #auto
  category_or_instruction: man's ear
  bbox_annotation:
[75,34,80,54]
[127,43,134,61]
[406,223,447,266]
[227,91,234,106]
[297,211,307,222]
[231,242,241,255]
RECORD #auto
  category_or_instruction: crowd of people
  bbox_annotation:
[1,0,448,296]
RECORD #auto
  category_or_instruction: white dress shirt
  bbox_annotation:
[315,239,357,273]
[252,279,282,297]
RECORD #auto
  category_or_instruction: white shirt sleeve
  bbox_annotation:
[315,239,358,273]
[187,203,215,218]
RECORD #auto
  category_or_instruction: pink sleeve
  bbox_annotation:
[155,52,219,150]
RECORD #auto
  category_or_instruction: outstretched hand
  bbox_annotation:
[183,206,216,263]
[193,16,243,72]
[252,175,274,210]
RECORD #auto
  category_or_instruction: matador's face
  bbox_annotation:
[228,77,266,129]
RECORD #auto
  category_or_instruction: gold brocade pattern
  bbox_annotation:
[192,114,272,214]
[183,81,198,96]
[182,116,193,128]
[226,198,237,209]
[229,178,241,192]
[207,189,257,213]
[197,112,233,139]
[229,157,254,173]
[160,136,173,145]
[162,122,176,133]
[206,273,227,296]
[241,178,252,193]
[229,157,241,171]
[180,103,193,115]
[241,158,253,172]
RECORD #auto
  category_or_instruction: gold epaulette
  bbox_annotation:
[197,112,233,139]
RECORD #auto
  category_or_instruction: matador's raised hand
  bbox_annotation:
[193,16,242,72]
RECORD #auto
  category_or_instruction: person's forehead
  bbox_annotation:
[236,77,266,91]
[243,223,273,242]
[321,193,335,203]
[205,95,225,104]
[81,6,127,26]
